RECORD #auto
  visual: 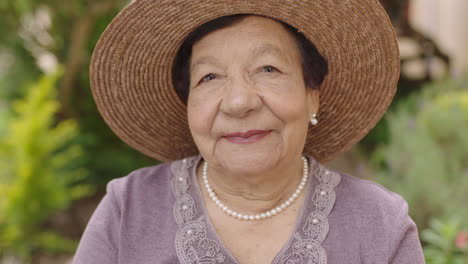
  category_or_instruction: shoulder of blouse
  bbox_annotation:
[102,158,186,209]
[330,171,423,262]
[334,172,409,215]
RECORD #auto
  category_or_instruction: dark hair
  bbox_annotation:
[172,14,328,104]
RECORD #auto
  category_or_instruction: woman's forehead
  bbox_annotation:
[194,15,294,45]
[190,16,299,64]
[191,43,292,70]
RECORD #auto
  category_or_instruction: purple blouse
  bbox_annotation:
[73,155,425,263]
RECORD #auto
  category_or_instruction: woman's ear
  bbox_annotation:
[306,89,320,114]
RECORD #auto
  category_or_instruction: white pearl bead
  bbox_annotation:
[320,191,327,196]
[255,215,261,220]
[260,213,266,219]
[237,214,243,219]
[312,218,319,225]
[249,215,255,221]
[271,209,277,215]
[232,212,238,217]
[266,212,272,218]
[243,215,249,221]
[276,207,282,213]
[227,209,233,215]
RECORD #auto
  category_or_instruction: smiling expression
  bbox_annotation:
[187,15,319,175]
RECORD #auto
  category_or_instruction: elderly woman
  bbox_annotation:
[73,0,425,263]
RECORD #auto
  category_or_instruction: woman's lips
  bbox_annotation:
[222,130,271,144]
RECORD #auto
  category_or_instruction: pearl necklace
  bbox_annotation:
[202,156,309,221]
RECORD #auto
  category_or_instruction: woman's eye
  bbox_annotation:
[262,66,279,73]
[201,73,216,83]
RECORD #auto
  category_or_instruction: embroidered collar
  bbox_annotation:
[171,155,341,264]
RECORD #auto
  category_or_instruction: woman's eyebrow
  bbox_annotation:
[251,44,289,62]
[190,56,222,72]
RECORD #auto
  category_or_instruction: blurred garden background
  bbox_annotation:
[0,0,467,263]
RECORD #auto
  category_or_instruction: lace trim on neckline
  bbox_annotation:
[276,162,341,264]
[171,156,341,264]
[171,157,226,263]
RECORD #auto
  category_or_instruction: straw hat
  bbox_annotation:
[90,0,399,163]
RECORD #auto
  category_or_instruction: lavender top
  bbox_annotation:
[73,155,425,263]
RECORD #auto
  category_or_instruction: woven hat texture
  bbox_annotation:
[90,0,400,162]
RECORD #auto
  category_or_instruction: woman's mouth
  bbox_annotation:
[222,130,271,144]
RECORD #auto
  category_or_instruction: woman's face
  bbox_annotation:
[187,15,319,175]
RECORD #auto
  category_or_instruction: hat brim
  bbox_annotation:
[90,0,399,163]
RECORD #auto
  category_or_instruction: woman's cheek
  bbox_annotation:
[187,91,218,135]
[255,73,300,93]
[259,83,309,119]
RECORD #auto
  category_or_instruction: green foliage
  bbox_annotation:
[422,217,468,264]
[0,0,155,190]
[0,105,8,137]
[372,77,468,230]
[0,70,93,261]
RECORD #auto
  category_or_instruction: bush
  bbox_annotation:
[0,70,93,262]
[422,217,468,264]
[372,77,468,230]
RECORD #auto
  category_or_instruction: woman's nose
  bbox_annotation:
[219,77,262,118]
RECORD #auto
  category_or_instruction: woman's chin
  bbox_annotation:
[214,149,282,176]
